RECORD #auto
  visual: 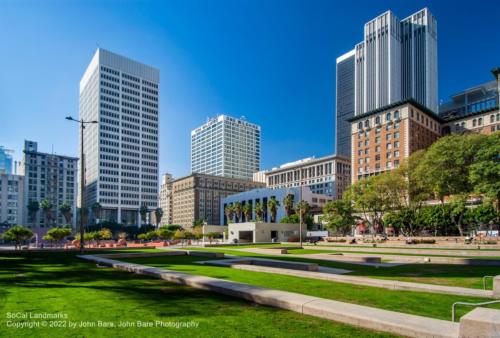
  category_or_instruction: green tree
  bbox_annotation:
[27,200,39,224]
[44,227,72,247]
[295,200,310,245]
[469,132,500,213]
[173,229,185,241]
[283,194,294,217]
[165,224,182,232]
[322,198,356,235]
[254,202,264,221]
[59,203,72,224]
[157,228,173,240]
[99,228,112,240]
[192,218,204,228]
[267,197,280,223]
[347,173,400,235]
[414,133,486,235]
[40,198,54,227]
[204,232,220,244]
[233,202,242,223]
[139,204,149,225]
[415,134,485,202]
[91,202,102,223]
[449,194,469,237]
[242,203,252,222]
[2,226,34,249]
[224,205,234,224]
[154,208,164,228]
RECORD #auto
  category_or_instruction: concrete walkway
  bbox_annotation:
[78,254,460,338]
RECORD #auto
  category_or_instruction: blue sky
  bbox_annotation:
[1,0,499,177]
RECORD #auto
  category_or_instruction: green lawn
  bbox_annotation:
[0,250,396,338]
[121,254,500,321]
[286,248,500,259]
[307,244,500,251]
[186,247,500,289]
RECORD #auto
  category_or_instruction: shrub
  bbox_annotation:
[326,238,346,243]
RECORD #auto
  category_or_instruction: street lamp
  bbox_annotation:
[66,116,98,253]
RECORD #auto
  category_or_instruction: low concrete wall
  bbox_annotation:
[494,276,500,298]
[459,307,500,337]
[78,254,460,338]
[99,250,225,260]
[329,253,381,263]
[308,245,500,257]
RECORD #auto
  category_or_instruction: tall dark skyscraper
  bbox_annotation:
[335,50,355,158]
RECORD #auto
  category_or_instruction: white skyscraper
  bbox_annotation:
[79,49,159,225]
[191,115,261,180]
[354,8,438,115]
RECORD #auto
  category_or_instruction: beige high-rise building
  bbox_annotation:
[158,173,173,226]
[169,173,264,229]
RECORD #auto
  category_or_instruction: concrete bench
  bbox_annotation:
[187,251,225,258]
[494,276,500,298]
[459,307,500,337]
[249,258,318,271]
[329,254,382,263]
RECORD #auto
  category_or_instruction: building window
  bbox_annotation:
[375,146,381,152]
[375,127,381,134]
[394,132,400,139]
[375,136,381,144]
[394,150,400,157]
[386,134,392,141]
[358,122,363,130]
[394,141,399,148]
[364,119,370,128]
[386,112,391,121]
[386,124,392,131]
[375,116,381,124]
[386,143,392,150]
[478,117,483,126]
[473,119,477,127]
[490,115,495,123]
[394,110,400,119]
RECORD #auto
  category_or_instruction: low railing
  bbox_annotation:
[452,300,500,322]
[483,275,495,290]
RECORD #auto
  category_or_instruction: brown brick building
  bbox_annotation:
[167,173,265,229]
[348,68,499,183]
[349,100,442,182]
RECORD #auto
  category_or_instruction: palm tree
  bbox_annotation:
[254,202,263,222]
[283,194,294,217]
[139,204,149,225]
[154,207,163,228]
[233,202,242,223]
[267,197,280,223]
[242,203,252,222]
[27,200,39,225]
[296,200,310,246]
[58,203,72,224]
[90,202,102,224]
[224,205,234,224]
[40,198,53,227]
